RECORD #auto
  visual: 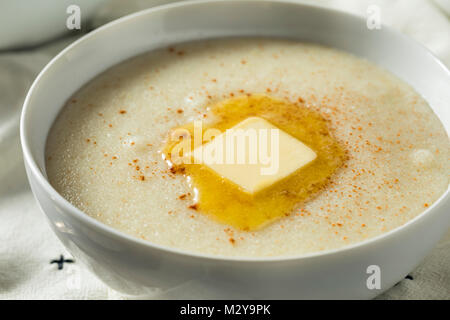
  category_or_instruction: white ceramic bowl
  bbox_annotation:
[21,0,450,299]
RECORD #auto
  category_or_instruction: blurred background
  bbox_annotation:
[0,0,449,299]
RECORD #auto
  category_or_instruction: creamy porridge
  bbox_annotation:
[46,38,449,257]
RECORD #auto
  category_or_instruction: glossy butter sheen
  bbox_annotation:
[191,116,317,194]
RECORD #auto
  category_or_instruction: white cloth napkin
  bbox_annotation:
[0,0,449,300]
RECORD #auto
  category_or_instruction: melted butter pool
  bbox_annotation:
[163,95,346,231]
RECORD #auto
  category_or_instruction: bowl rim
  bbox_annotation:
[20,0,450,263]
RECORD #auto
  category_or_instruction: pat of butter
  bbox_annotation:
[191,117,317,194]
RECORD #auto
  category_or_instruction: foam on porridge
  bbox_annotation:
[46,38,449,257]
